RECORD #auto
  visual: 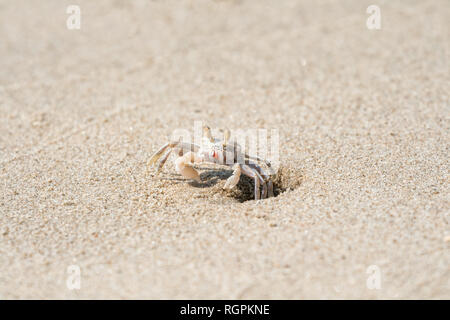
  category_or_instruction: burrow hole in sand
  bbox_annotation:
[196,165,303,202]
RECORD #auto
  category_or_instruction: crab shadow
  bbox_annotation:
[158,165,301,202]
[195,168,232,187]
[190,168,288,202]
[157,169,229,187]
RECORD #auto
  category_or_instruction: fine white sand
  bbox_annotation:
[0,0,448,299]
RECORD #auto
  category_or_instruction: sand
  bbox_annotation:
[0,0,448,299]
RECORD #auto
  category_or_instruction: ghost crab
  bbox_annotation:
[147,126,274,200]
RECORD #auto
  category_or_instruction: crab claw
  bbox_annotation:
[175,152,202,182]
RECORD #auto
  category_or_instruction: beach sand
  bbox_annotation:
[0,0,448,299]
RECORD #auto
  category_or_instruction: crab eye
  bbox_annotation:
[210,150,219,159]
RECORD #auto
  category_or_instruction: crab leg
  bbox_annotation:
[248,162,273,198]
[147,142,172,167]
[148,141,200,171]
[241,164,266,200]
[156,148,172,173]
[254,165,268,199]
[244,153,272,168]
[223,163,241,190]
[267,180,274,198]
[246,162,268,199]
[253,166,267,199]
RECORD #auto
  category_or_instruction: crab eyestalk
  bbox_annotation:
[203,126,214,143]
[223,128,230,147]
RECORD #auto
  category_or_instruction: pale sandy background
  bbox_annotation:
[0,0,449,299]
